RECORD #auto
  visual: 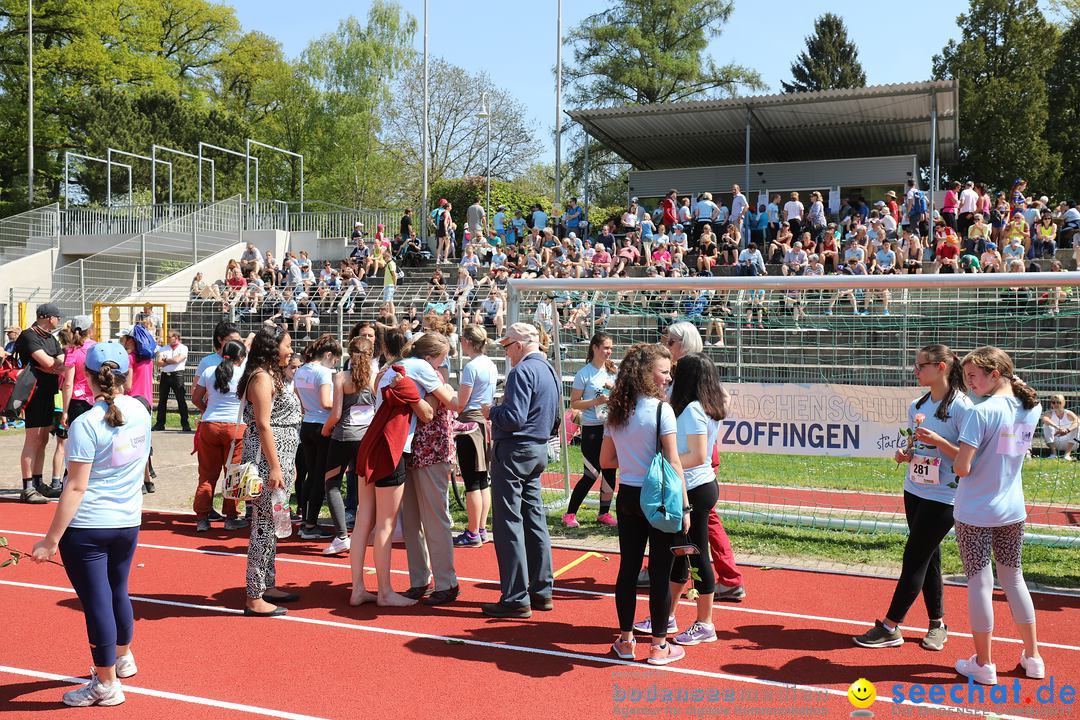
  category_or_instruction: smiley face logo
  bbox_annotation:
[848,678,876,711]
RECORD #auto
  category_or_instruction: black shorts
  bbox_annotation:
[23,386,57,429]
[373,454,407,488]
[67,398,94,425]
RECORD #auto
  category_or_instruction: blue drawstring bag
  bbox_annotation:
[640,401,684,533]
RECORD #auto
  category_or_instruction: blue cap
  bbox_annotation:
[85,341,130,375]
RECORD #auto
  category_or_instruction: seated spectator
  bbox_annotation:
[1042,394,1079,460]
[315,283,338,315]
[319,260,337,286]
[283,257,303,289]
[819,231,839,273]
[980,242,1003,273]
[267,287,298,330]
[805,253,825,277]
[719,224,740,265]
[190,272,222,302]
[350,235,370,265]
[296,250,312,272]
[426,268,448,302]
[293,292,318,339]
[737,242,766,277]
[1003,236,1025,264]
[899,229,923,273]
[670,252,690,277]
[592,243,612,278]
[651,242,673,273]
[298,263,317,291]
[615,236,641,274]
[696,228,718,274]
[239,242,264,276]
[1003,212,1030,256]
[225,267,247,302]
[460,245,481,279]
[351,221,364,243]
[871,240,897,275]
[782,241,808,276]
[671,224,689,253]
[769,223,793,264]
[966,214,991,256]
[490,243,508,270]
[1034,211,1058,259]
[474,288,505,337]
[935,236,960,273]
[827,257,868,316]
[263,251,281,285]
[959,251,982,273]
[842,239,865,265]
[224,257,240,281]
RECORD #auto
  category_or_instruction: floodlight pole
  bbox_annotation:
[929,93,938,221]
[744,107,751,240]
[582,134,590,231]
[421,0,430,250]
[27,0,33,206]
[480,93,491,218]
[554,0,562,206]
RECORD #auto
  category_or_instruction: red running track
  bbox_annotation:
[0,501,1077,720]
[718,482,1080,528]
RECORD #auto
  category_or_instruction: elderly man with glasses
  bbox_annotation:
[481,322,561,618]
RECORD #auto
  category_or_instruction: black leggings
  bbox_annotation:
[886,491,954,623]
[670,481,718,595]
[615,485,677,637]
[299,422,331,527]
[567,425,617,515]
[324,438,361,538]
[455,431,490,492]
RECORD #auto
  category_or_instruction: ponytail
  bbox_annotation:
[1010,376,1039,410]
[961,345,1039,409]
[215,340,247,394]
[91,365,126,428]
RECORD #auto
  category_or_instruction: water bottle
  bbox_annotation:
[271,488,292,539]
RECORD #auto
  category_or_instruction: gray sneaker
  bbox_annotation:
[714,584,746,602]
[853,620,904,648]
[20,487,48,504]
[921,623,948,651]
[673,621,717,646]
[62,668,125,707]
[195,518,211,532]
[224,517,250,530]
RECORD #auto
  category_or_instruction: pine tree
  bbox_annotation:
[782,13,867,94]
[1046,20,1080,197]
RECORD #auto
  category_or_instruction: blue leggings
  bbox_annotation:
[59,526,139,668]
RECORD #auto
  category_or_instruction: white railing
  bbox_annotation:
[0,204,60,261]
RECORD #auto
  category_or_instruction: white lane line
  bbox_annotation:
[2,527,1078,653]
[0,580,1039,720]
[0,662,327,720]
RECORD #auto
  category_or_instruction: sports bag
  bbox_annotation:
[131,324,157,361]
[222,389,263,502]
[1,359,37,420]
[639,401,685,533]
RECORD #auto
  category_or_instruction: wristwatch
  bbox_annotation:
[684,505,694,513]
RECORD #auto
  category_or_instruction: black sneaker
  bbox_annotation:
[481,600,532,619]
[196,518,211,532]
[298,525,332,540]
[207,509,226,522]
[853,620,904,648]
[36,480,63,499]
[143,480,156,494]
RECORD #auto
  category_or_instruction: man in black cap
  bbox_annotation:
[15,303,66,502]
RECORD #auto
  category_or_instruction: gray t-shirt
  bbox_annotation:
[466,203,486,232]
[332,387,376,442]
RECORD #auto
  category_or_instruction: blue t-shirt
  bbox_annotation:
[603,397,676,487]
[493,211,506,232]
[376,356,443,452]
[294,362,334,424]
[511,217,527,238]
[532,210,548,230]
[676,401,720,490]
[767,203,780,224]
[572,363,617,426]
[955,396,1041,527]
[903,393,972,504]
[460,355,498,411]
[565,205,583,228]
[875,249,896,270]
[66,395,151,529]
[197,363,244,423]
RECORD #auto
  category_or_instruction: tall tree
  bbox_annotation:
[383,58,538,198]
[563,0,762,207]
[782,13,866,94]
[1046,19,1080,197]
[932,0,1061,193]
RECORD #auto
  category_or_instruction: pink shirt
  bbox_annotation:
[65,339,97,402]
[128,352,154,401]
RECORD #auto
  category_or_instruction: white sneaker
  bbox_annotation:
[115,651,137,679]
[633,615,678,635]
[1020,652,1046,679]
[323,535,351,555]
[955,654,997,685]
[62,668,125,707]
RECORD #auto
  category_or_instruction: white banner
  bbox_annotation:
[718,383,920,458]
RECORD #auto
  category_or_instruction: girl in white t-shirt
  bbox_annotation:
[565,332,618,528]
[952,346,1043,686]
[600,343,687,666]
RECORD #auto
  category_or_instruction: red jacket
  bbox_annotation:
[356,366,421,484]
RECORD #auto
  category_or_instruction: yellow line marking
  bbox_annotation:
[553,551,603,578]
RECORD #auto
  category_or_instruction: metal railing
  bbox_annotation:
[0,203,60,262]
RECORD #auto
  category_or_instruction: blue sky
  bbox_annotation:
[227,1,972,157]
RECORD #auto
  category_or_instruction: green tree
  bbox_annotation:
[563,0,762,210]
[781,13,866,94]
[932,0,1061,193]
[1046,20,1080,197]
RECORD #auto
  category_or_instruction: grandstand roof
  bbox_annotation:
[567,80,959,171]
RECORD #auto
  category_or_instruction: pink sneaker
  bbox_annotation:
[647,642,686,666]
[596,513,617,527]
[611,636,636,660]
[562,513,580,528]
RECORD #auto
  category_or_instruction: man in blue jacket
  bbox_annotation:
[483,322,561,618]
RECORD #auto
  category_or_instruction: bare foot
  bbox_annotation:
[349,588,377,606]
[377,592,418,608]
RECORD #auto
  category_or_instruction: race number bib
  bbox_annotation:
[110,426,146,468]
[997,423,1035,457]
[909,454,941,485]
[349,404,375,425]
